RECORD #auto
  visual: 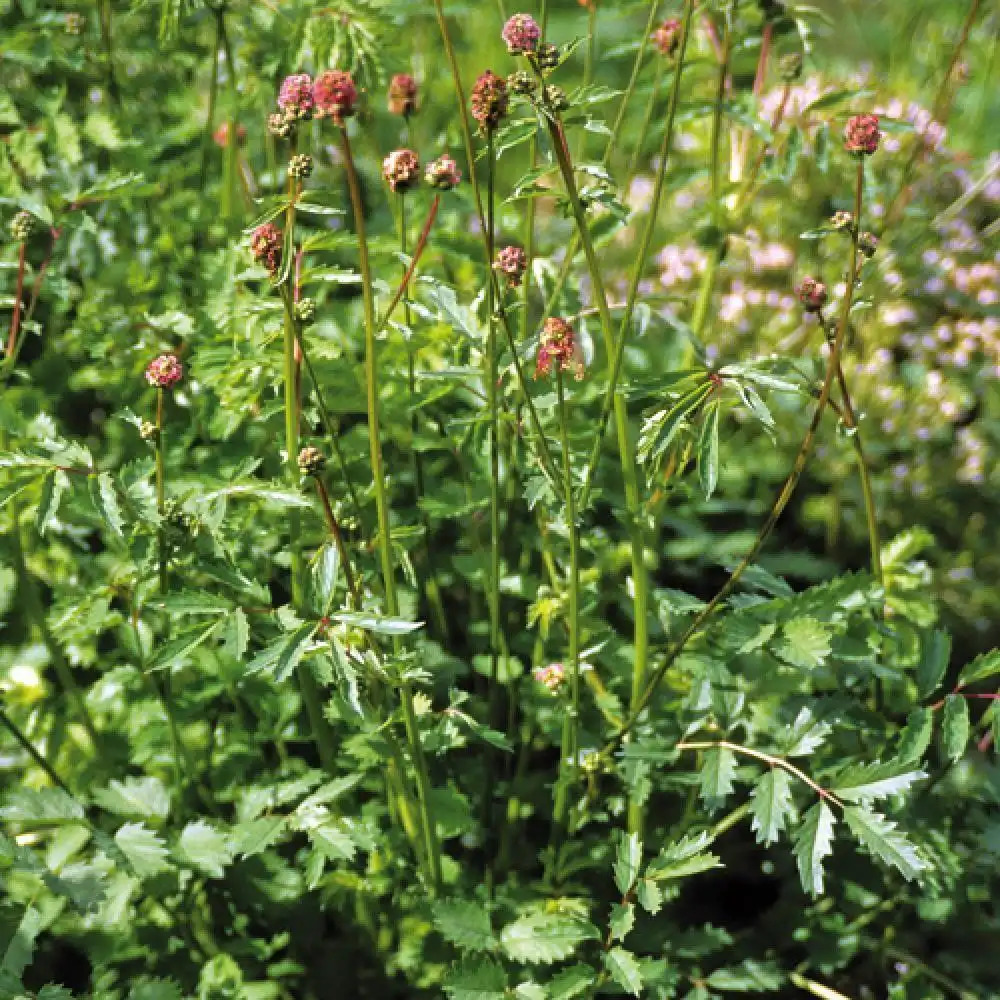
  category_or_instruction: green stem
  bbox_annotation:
[431,0,563,493]
[0,707,75,795]
[579,0,695,512]
[339,126,442,894]
[155,388,168,593]
[605,159,868,755]
[542,113,650,834]
[280,172,337,773]
[551,368,580,842]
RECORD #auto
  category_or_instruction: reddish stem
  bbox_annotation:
[753,22,772,98]
[377,194,440,329]
[5,242,26,360]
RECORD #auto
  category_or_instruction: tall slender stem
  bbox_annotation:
[551,368,580,844]
[5,241,26,361]
[154,388,168,593]
[605,159,868,754]
[543,115,650,833]
[339,126,442,894]
[579,0,695,511]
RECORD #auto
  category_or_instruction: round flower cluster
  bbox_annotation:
[425,154,462,190]
[501,13,542,55]
[250,222,282,275]
[288,153,313,180]
[382,149,420,193]
[779,53,803,82]
[278,73,315,120]
[536,317,582,379]
[796,276,828,312]
[858,231,879,258]
[495,245,527,287]
[844,113,881,156]
[533,662,565,694]
[543,85,569,112]
[313,69,358,124]
[536,43,560,71]
[295,298,316,324]
[10,210,34,242]
[388,73,418,116]
[652,19,682,57]
[471,71,509,132]
[297,446,326,477]
[65,11,84,34]
[145,353,183,389]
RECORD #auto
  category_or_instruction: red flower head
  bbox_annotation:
[796,276,828,312]
[425,154,462,190]
[277,73,315,119]
[388,73,418,116]
[844,113,881,156]
[213,121,247,148]
[382,149,420,193]
[536,317,583,379]
[502,13,542,55]
[652,18,682,57]
[250,222,283,275]
[145,353,183,389]
[471,71,509,133]
[313,70,358,125]
[494,245,527,288]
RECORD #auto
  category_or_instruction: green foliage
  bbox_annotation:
[1,0,998,997]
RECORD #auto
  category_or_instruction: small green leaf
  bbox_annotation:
[604,947,643,996]
[957,648,1000,689]
[433,899,496,953]
[443,957,507,1000]
[647,831,722,880]
[548,965,595,1000]
[331,612,424,635]
[843,805,926,881]
[613,831,642,896]
[115,822,171,878]
[93,776,170,821]
[696,399,720,499]
[36,469,67,535]
[832,762,926,803]
[941,695,970,763]
[0,787,84,823]
[775,618,832,669]
[89,471,125,538]
[793,801,836,896]
[177,820,234,878]
[897,707,934,764]
[750,768,794,846]
[245,622,318,682]
[916,629,951,697]
[609,902,635,943]
[500,912,599,965]
[309,541,340,615]
[698,747,736,807]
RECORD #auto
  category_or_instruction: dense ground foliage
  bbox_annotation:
[1,0,998,997]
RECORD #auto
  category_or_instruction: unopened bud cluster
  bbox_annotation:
[295,298,316,324]
[65,11,85,34]
[779,53,803,81]
[652,19,682,58]
[796,277,828,313]
[297,446,327,477]
[288,153,313,180]
[382,149,421,193]
[495,245,527,288]
[250,223,282,276]
[471,71,509,132]
[388,73,418,116]
[10,211,34,242]
[425,154,462,190]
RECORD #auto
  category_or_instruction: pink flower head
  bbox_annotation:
[535,317,582,379]
[388,73,418,116]
[533,662,565,693]
[502,13,542,55]
[250,222,283,275]
[471,71,509,132]
[652,18,682,57]
[425,154,462,190]
[313,70,358,124]
[382,148,420,193]
[495,245,527,287]
[796,276,828,312]
[145,353,183,389]
[278,73,315,119]
[844,113,881,156]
